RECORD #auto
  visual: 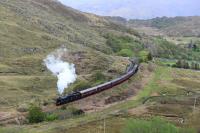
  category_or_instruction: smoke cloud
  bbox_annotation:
[44,48,77,95]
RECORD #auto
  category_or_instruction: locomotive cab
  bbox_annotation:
[56,92,81,106]
[56,97,63,106]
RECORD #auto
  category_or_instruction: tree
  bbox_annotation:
[195,63,200,70]
[139,51,152,62]
[183,61,189,69]
[191,62,196,69]
[175,60,182,68]
[147,52,153,61]
[27,105,45,123]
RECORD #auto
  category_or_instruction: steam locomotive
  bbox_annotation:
[56,60,139,106]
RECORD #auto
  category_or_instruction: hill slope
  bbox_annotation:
[129,16,200,37]
[1,0,200,110]
[1,1,200,133]
[0,0,140,110]
[106,16,200,37]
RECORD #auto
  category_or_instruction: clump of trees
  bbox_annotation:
[191,62,200,70]
[175,60,190,69]
[173,60,200,70]
[105,33,143,55]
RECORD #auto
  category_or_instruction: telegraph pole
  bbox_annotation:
[104,117,106,133]
[193,96,197,110]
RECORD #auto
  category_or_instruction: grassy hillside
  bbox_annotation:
[1,65,199,133]
[0,0,142,110]
[0,0,200,133]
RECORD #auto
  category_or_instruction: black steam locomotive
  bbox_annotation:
[56,61,139,106]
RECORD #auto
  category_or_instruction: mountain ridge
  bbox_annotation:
[106,16,200,37]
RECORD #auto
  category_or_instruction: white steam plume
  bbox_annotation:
[44,49,77,95]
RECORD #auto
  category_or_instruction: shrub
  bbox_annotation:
[73,80,91,91]
[45,114,58,122]
[27,105,45,123]
[92,71,106,85]
[117,49,133,57]
[139,50,152,62]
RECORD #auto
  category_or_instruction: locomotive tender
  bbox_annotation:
[56,60,139,106]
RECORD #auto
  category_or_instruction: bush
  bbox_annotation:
[45,114,58,122]
[139,51,152,62]
[117,49,133,57]
[27,105,45,123]
[73,80,91,91]
[92,71,106,85]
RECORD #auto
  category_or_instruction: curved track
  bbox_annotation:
[56,60,139,106]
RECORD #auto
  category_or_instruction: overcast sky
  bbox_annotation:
[58,0,200,19]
